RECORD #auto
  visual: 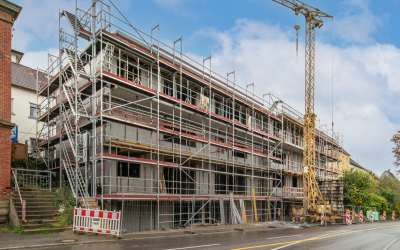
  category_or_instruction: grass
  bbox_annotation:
[0,225,14,233]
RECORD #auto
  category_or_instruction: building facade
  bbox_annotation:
[10,51,46,153]
[37,3,343,232]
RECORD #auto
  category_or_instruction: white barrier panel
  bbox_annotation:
[73,207,121,236]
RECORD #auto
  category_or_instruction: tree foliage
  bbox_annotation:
[392,132,400,168]
[343,169,381,209]
[343,169,400,214]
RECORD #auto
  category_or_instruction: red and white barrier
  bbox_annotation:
[344,209,352,225]
[358,211,364,223]
[73,207,122,236]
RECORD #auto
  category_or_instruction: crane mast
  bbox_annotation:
[272,0,332,213]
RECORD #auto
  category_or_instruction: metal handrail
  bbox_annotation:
[12,168,52,191]
[11,169,26,222]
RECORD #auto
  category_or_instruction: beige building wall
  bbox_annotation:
[338,152,351,174]
[11,86,38,152]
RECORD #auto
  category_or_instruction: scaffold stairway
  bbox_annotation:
[62,83,89,117]
[103,42,115,72]
[61,105,85,160]
[62,10,91,40]
[64,48,87,76]
[61,143,89,208]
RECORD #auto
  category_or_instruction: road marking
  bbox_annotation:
[232,224,400,250]
[164,243,221,250]
[271,242,299,250]
[266,234,302,240]
[383,238,400,250]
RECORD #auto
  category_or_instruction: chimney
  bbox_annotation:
[0,0,21,199]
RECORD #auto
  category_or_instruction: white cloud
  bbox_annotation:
[21,48,59,71]
[13,0,75,51]
[327,0,380,44]
[12,0,398,174]
[199,19,400,174]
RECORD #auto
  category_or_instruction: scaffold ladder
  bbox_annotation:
[61,143,89,208]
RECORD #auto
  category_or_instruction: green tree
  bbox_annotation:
[379,170,400,215]
[343,169,388,212]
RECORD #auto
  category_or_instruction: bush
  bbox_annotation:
[54,187,75,226]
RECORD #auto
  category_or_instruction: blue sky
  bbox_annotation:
[11,0,400,175]
[12,0,400,53]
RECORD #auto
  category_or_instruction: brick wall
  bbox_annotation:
[0,129,11,198]
[0,4,18,199]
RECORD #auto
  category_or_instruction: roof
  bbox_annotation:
[11,49,24,63]
[350,158,376,176]
[0,0,21,22]
[381,169,396,179]
[11,62,47,92]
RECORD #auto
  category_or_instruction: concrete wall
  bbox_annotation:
[101,160,156,194]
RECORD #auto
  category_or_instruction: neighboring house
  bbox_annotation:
[337,149,351,176]
[349,158,377,178]
[10,50,46,154]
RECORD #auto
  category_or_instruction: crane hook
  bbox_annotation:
[294,24,301,58]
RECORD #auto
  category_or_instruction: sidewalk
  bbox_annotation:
[0,230,115,250]
[0,221,303,250]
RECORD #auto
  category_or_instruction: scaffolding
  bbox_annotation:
[36,0,343,233]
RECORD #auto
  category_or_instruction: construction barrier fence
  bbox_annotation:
[343,206,397,225]
[73,207,122,236]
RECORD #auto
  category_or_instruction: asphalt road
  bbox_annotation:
[22,222,400,250]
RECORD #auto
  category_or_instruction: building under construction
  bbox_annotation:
[37,1,344,233]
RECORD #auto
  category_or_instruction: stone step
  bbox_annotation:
[14,202,56,209]
[11,189,59,226]
[14,193,57,199]
[0,200,9,225]
[13,192,56,197]
[0,216,8,224]
[13,196,54,201]
[22,219,58,229]
[12,197,57,203]
[18,214,58,221]
[19,188,54,192]
[16,209,58,215]
[81,197,98,209]
[20,213,58,220]
[14,204,57,211]
[0,200,9,208]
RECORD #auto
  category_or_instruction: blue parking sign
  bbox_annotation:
[11,126,18,143]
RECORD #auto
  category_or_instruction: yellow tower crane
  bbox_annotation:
[272,0,332,215]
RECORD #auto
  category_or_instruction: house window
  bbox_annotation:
[29,103,39,119]
[117,162,140,178]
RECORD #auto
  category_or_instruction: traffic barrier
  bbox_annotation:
[358,210,364,223]
[73,207,121,236]
[344,209,352,225]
